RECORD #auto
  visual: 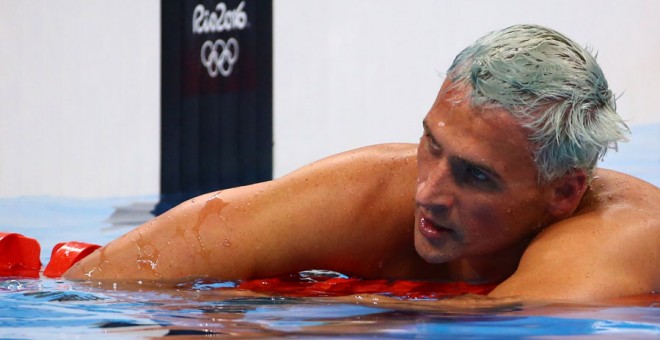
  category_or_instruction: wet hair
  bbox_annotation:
[447,24,629,182]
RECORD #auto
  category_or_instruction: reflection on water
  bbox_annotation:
[0,276,658,338]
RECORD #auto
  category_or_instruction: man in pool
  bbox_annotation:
[64,24,659,302]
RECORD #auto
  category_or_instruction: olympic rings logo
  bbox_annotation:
[200,38,239,78]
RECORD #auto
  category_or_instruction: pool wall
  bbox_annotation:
[1,0,659,198]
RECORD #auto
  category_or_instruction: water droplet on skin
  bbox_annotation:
[208,191,221,201]
[191,198,196,204]
[222,238,232,247]
[194,193,229,232]
[84,268,98,278]
[175,224,186,238]
[607,194,613,200]
[438,121,446,127]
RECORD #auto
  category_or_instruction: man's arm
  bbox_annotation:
[488,170,659,301]
[64,144,422,283]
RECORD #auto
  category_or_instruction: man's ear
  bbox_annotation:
[546,169,588,219]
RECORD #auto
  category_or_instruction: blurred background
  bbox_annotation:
[1,0,658,198]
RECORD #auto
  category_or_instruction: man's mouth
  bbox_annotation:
[418,216,453,240]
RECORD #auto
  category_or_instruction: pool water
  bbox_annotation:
[1,277,658,338]
[1,278,659,338]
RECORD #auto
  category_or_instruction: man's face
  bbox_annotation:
[414,81,554,264]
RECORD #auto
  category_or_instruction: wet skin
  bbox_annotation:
[65,81,659,302]
[414,82,559,281]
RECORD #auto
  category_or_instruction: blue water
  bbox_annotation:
[0,123,658,338]
[0,273,658,338]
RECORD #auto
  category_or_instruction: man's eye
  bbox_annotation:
[468,166,489,182]
[424,134,442,154]
[429,140,441,152]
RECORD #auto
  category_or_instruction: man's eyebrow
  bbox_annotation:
[423,119,504,183]
[422,119,442,147]
[422,119,502,181]
[422,120,434,137]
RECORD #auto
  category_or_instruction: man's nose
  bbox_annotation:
[416,160,455,209]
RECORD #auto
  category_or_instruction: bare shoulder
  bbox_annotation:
[582,168,659,213]
[490,169,659,301]
[291,143,418,175]
[276,143,419,207]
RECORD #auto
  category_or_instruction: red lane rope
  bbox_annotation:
[238,274,496,298]
[0,232,41,278]
[43,241,101,278]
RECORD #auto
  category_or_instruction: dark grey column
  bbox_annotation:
[158,0,272,212]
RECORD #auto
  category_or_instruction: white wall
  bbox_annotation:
[0,0,160,197]
[1,1,658,198]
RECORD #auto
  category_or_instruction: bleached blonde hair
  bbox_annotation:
[447,24,629,182]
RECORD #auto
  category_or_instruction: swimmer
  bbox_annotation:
[64,24,659,302]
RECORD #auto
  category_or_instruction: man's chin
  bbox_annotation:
[414,233,457,264]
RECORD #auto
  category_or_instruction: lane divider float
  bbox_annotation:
[0,232,100,278]
[0,232,41,278]
[43,241,101,278]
